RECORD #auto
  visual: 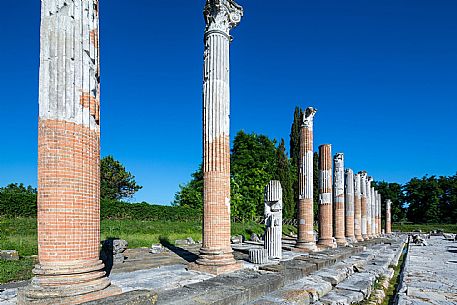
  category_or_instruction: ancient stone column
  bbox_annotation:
[264,180,283,259]
[296,107,317,251]
[386,199,392,234]
[354,173,363,241]
[371,187,379,237]
[345,169,356,242]
[317,144,336,248]
[19,1,119,303]
[191,0,243,275]
[366,176,373,238]
[333,153,347,246]
[378,192,383,236]
[360,171,368,240]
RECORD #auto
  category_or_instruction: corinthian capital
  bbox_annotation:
[204,0,243,35]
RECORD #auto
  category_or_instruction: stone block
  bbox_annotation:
[336,272,376,297]
[150,244,164,254]
[81,289,157,305]
[249,248,268,264]
[0,250,19,261]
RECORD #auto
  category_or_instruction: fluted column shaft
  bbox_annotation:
[378,193,382,235]
[386,199,392,234]
[370,183,376,237]
[194,0,243,275]
[333,153,347,245]
[345,169,355,242]
[366,177,373,238]
[264,181,283,259]
[296,108,317,250]
[373,189,378,236]
[317,145,335,248]
[354,173,363,241]
[360,172,368,239]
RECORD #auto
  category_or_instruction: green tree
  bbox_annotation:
[273,139,294,218]
[373,181,405,223]
[231,131,277,219]
[0,183,37,217]
[403,176,442,224]
[289,107,303,221]
[173,165,203,210]
[100,156,142,200]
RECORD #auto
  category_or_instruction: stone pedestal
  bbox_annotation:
[190,0,244,275]
[354,173,363,242]
[345,169,356,243]
[264,180,283,259]
[295,107,318,252]
[333,153,347,246]
[19,1,119,303]
[386,199,392,234]
[317,145,337,248]
[359,171,368,240]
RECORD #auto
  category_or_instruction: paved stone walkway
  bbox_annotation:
[397,236,457,305]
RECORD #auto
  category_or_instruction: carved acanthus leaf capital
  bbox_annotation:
[302,107,317,128]
[204,0,243,35]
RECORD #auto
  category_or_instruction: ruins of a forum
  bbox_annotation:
[1,1,454,305]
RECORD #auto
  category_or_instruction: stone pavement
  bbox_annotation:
[397,236,457,305]
[0,237,405,305]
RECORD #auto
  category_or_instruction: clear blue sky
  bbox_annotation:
[1,0,456,205]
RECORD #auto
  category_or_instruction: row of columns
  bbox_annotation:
[294,108,392,251]
[25,0,393,303]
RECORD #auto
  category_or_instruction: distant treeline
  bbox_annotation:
[0,183,200,222]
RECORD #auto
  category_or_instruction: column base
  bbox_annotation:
[17,285,121,305]
[17,259,119,305]
[293,242,318,252]
[335,238,348,246]
[362,234,369,240]
[317,239,337,249]
[345,236,358,244]
[188,261,243,275]
[188,247,243,275]
[355,235,364,242]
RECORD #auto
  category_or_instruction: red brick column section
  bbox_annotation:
[344,168,356,242]
[333,153,347,246]
[359,171,368,240]
[386,199,392,234]
[189,0,243,275]
[317,144,335,248]
[18,1,120,304]
[354,173,363,241]
[296,107,317,251]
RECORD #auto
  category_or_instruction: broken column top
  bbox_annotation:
[302,107,317,128]
[265,180,282,203]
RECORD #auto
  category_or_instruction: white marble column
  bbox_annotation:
[354,173,363,241]
[264,180,283,259]
[345,169,356,243]
[360,171,368,239]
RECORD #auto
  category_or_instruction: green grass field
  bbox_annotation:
[392,223,457,234]
[0,217,296,284]
[1,218,455,284]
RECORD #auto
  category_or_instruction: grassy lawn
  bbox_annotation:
[392,223,457,234]
[0,217,297,284]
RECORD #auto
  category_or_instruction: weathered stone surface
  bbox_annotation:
[0,250,19,261]
[150,244,164,254]
[397,236,457,304]
[81,290,158,305]
[175,238,195,246]
[336,272,376,297]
